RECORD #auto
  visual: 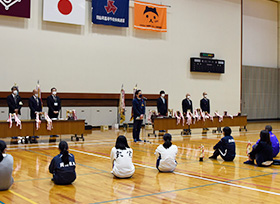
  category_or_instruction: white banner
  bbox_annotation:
[43,0,85,25]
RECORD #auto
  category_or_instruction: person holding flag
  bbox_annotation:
[132,90,145,142]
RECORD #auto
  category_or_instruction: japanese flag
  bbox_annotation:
[43,0,85,25]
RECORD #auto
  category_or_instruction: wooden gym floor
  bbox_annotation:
[1,122,280,203]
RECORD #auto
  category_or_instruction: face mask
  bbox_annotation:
[204,95,207,98]
[187,96,190,99]
[35,94,38,97]
[139,94,143,98]
[161,94,165,97]
[13,90,18,95]
[52,91,57,95]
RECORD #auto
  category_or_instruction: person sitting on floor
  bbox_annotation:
[252,125,279,158]
[110,135,135,178]
[49,141,76,185]
[244,130,273,167]
[209,126,236,161]
[155,133,178,172]
[0,140,14,191]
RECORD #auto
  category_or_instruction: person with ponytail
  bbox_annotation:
[110,135,135,178]
[0,140,14,190]
[49,141,76,185]
[155,133,178,172]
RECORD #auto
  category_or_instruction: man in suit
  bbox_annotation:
[200,92,210,131]
[182,93,193,135]
[29,89,42,143]
[47,88,61,119]
[182,93,193,114]
[29,89,42,119]
[47,87,61,140]
[7,86,23,116]
[7,86,23,142]
[132,90,145,142]
[200,92,210,113]
[157,90,167,116]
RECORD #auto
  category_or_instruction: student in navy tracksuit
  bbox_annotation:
[49,141,76,185]
[209,127,236,161]
[132,90,145,142]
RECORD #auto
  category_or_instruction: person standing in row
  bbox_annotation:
[132,90,145,142]
[200,92,210,114]
[157,90,167,116]
[7,86,23,116]
[29,89,42,143]
[200,92,210,131]
[47,87,61,140]
[7,86,23,142]
[182,93,193,135]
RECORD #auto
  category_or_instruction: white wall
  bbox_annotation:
[243,0,278,68]
[0,0,241,115]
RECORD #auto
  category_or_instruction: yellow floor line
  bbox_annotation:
[8,190,38,204]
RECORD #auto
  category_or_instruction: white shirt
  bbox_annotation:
[155,144,178,172]
[110,147,135,178]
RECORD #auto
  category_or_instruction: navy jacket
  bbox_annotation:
[7,94,22,115]
[132,98,145,119]
[47,95,61,119]
[214,135,236,161]
[49,153,76,185]
[200,98,210,113]
[29,96,42,119]
[182,98,193,114]
[157,97,167,116]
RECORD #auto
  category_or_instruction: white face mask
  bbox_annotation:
[35,94,38,97]
[187,96,190,99]
[52,91,57,95]
[161,94,165,98]
[13,90,18,95]
[204,95,207,98]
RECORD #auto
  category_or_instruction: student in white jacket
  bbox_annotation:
[110,135,135,178]
[155,133,178,172]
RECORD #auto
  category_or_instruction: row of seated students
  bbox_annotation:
[0,125,279,190]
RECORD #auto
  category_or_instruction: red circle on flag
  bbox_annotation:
[58,0,73,15]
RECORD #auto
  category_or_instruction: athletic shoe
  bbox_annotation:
[134,139,137,143]
[137,139,142,142]
[244,160,254,165]
[262,161,273,166]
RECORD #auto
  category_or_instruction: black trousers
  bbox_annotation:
[133,119,143,140]
[212,148,234,161]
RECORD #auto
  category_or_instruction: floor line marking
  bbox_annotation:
[70,148,280,196]
[8,190,38,204]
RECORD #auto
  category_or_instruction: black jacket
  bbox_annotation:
[214,135,236,161]
[157,97,167,116]
[7,94,22,115]
[47,95,61,119]
[200,98,210,113]
[182,98,193,114]
[249,141,273,166]
[29,96,42,119]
